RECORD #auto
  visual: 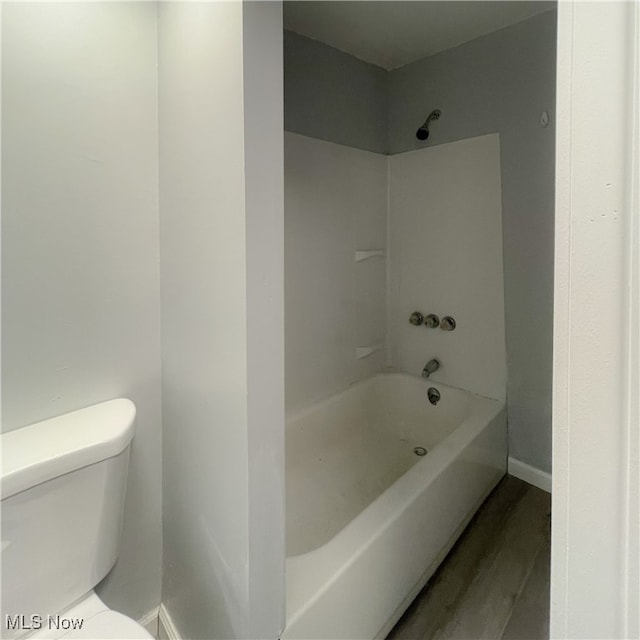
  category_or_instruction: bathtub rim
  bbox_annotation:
[285,369,500,428]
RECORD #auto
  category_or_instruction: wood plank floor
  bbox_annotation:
[386,476,551,640]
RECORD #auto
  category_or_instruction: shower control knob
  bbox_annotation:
[441,316,456,331]
[409,311,425,326]
[424,314,440,328]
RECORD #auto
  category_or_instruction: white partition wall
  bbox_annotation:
[388,134,507,401]
[159,3,285,639]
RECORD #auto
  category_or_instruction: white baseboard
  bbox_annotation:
[158,604,181,640]
[138,607,159,638]
[508,456,552,493]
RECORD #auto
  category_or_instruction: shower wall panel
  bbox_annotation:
[284,132,387,416]
[388,134,507,401]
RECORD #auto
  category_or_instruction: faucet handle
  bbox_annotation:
[409,311,425,326]
[424,314,440,328]
[441,316,456,331]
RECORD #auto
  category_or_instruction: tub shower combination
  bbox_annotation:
[283,130,507,638]
[283,373,507,639]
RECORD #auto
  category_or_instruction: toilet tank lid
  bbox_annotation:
[1,399,136,500]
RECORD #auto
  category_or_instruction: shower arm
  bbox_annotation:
[416,109,442,141]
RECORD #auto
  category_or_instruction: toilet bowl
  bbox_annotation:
[27,593,153,640]
[1,400,154,640]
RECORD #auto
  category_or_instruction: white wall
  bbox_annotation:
[243,3,287,635]
[285,133,387,415]
[159,3,285,638]
[552,1,639,637]
[1,2,162,621]
[388,135,506,400]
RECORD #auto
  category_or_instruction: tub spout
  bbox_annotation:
[422,359,440,378]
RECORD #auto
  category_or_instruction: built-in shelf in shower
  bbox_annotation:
[355,250,385,262]
[355,345,383,359]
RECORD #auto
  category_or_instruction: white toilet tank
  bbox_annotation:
[1,400,136,638]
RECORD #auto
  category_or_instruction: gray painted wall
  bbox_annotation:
[1,2,162,620]
[388,10,556,474]
[284,10,556,474]
[284,30,387,154]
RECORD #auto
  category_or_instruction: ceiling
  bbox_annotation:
[284,1,556,70]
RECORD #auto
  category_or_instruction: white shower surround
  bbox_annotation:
[285,132,506,409]
[285,132,388,416]
[388,134,507,401]
[283,373,507,639]
[284,133,508,638]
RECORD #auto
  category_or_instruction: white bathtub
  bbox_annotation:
[282,372,507,640]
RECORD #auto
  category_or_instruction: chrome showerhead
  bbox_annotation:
[416,109,441,141]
